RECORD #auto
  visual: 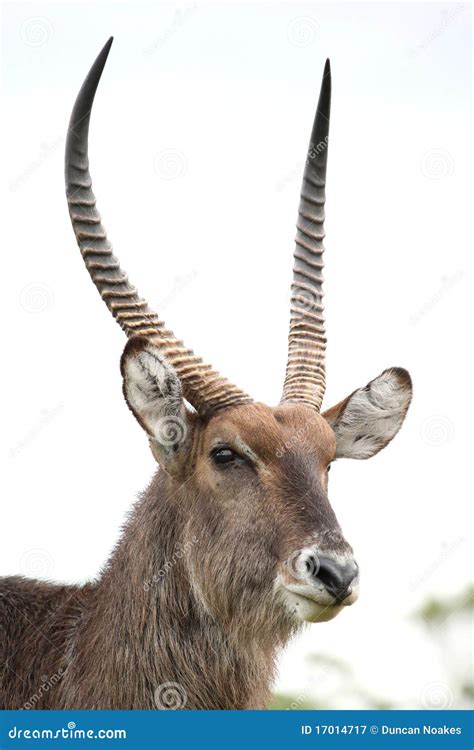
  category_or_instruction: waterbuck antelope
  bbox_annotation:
[1,39,412,710]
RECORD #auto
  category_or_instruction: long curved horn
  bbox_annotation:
[281,59,331,412]
[65,38,251,417]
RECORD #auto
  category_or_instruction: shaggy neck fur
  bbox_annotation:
[1,470,296,709]
[58,471,292,709]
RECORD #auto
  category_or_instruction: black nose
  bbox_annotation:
[307,554,358,601]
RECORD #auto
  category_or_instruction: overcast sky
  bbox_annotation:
[2,1,472,708]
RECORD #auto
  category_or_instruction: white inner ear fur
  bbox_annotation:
[123,344,187,450]
[331,369,412,460]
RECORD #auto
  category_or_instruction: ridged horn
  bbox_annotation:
[65,38,252,418]
[281,59,331,412]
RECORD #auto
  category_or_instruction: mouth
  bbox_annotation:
[278,580,359,624]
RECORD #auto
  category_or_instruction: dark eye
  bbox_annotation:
[327,464,332,472]
[211,447,238,466]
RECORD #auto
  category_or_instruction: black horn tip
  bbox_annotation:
[88,36,114,89]
[72,37,113,121]
[65,37,114,159]
[102,36,114,58]
[82,37,114,95]
[97,36,114,60]
[306,58,331,161]
[319,59,331,114]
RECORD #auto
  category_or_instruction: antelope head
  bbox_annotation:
[65,39,412,631]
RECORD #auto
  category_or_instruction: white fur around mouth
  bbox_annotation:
[282,588,344,623]
[277,578,359,623]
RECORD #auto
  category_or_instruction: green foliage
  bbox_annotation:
[269,693,320,710]
[414,584,474,625]
[462,683,474,700]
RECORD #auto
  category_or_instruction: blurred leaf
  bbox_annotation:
[373,700,394,710]
[269,692,322,710]
[462,683,474,700]
[413,584,474,625]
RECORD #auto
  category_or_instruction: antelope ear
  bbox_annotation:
[323,368,412,459]
[120,337,194,475]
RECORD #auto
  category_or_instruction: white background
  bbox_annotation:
[2,1,472,708]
